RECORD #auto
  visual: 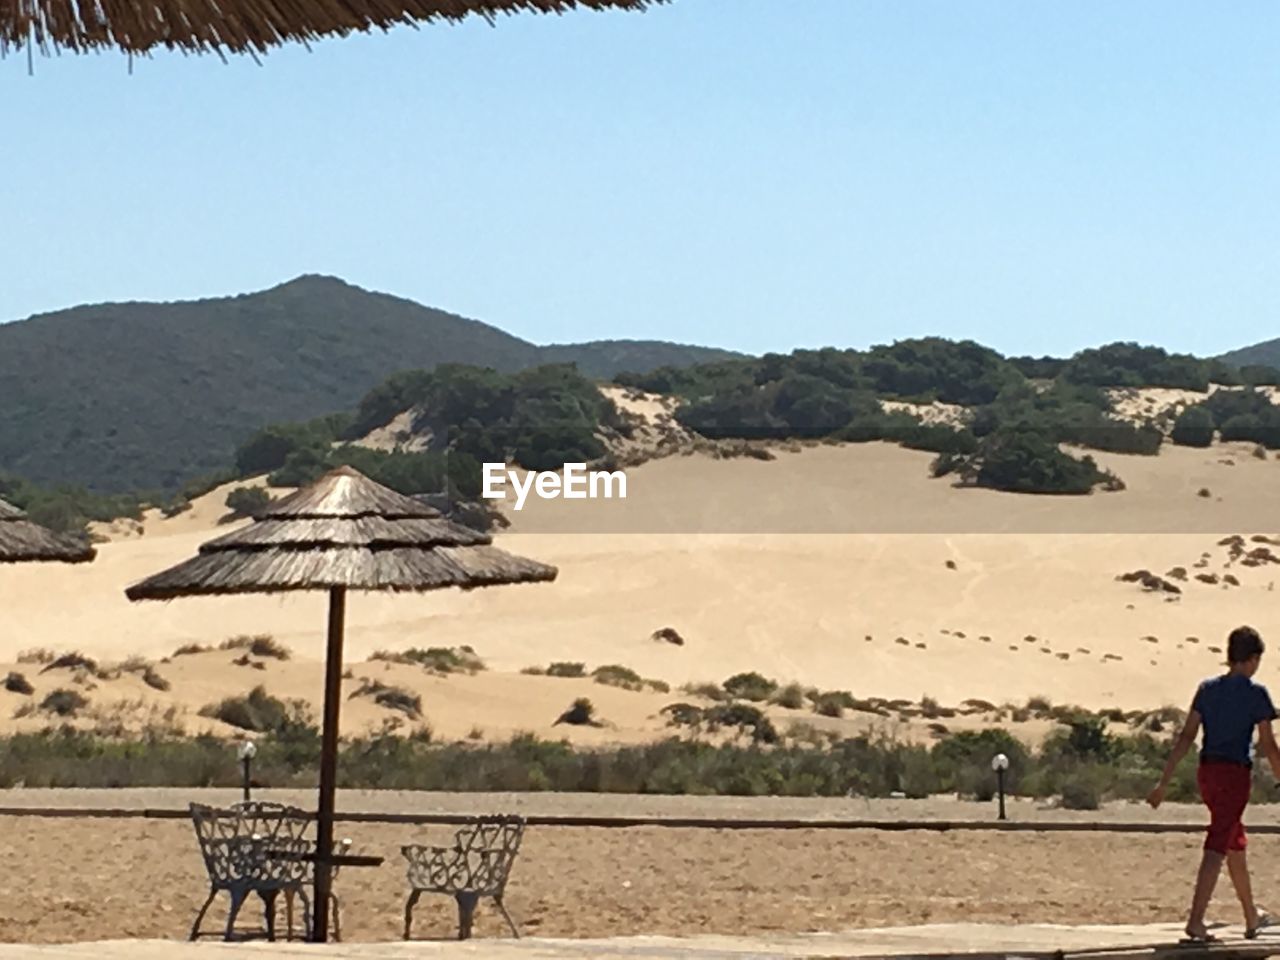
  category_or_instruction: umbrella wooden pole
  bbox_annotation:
[311,585,346,943]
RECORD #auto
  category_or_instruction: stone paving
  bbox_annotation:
[0,922,1254,960]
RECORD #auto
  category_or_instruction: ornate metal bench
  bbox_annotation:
[401,815,525,940]
[189,801,313,942]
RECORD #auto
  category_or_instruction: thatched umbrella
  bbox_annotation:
[3,0,665,57]
[125,465,555,942]
[0,497,96,563]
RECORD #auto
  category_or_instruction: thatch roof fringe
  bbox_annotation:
[1,0,666,56]
[0,497,96,564]
[125,544,554,598]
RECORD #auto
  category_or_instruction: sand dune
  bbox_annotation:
[4,442,1280,737]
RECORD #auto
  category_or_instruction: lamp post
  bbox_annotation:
[237,740,257,802]
[991,753,1009,821]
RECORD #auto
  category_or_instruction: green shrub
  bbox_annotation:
[1221,411,1280,449]
[661,703,704,728]
[546,662,587,678]
[862,338,1020,405]
[942,427,1118,495]
[1170,405,1216,447]
[224,486,273,519]
[723,672,778,702]
[702,703,779,744]
[898,746,940,799]
[896,424,979,455]
[1062,419,1162,456]
[592,665,645,691]
[1060,772,1103,810]
[1043,715,1114,763]
[0,725,1227,802]
[1059,342,1217,391]
[812,690,857,718]
[932,729,1030,795]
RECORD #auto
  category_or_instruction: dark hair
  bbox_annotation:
[1228,626,1265,665]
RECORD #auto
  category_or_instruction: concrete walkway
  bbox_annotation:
[0,923,1269,960]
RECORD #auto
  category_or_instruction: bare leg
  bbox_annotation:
[1228,850,1261,931]
[1188,850,1226,938]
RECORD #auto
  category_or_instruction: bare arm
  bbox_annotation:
[1148,707,1201,808]
[1257,720,1280,780]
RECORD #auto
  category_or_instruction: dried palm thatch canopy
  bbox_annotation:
[125,467,554,599]
[2,0,666,57]
[126,465,556,942]
[0,497,96,564]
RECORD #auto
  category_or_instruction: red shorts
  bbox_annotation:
[1198,760,1252,854]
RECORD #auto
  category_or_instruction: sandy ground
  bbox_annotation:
[2,803,1279,944]
[4,440,1280,737]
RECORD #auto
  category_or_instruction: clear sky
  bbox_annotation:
[2,1,1277,358]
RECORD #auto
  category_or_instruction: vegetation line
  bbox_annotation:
[0,806,1266,834]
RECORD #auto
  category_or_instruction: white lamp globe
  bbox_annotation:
[237,740,258,762]
[991,753,1010,772]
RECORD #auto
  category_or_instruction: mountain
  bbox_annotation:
[0,276,742,493]
[540,339,741,378]
[1218,337,1280,371]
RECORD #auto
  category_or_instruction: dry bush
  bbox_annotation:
[220,635,291,661]
[199,686,306,733]
[768,682,807,710]
[29,688,90,718]
[39,652,107,678]
[592,664,668,693]
[112,657,172,692]
[369,646,484,675]
[680,682,730,702]
[348,678,423,720]
[554,697,601,727]
[3,672,34,695]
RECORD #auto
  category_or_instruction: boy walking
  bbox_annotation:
[1149,626,1280,942]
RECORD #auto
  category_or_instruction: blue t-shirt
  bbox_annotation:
[1193,673,1278,765]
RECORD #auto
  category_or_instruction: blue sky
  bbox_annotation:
[3,1,1277,358]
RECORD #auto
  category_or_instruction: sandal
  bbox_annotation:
[1181,930,1219,945]
[1247,914,1276,940]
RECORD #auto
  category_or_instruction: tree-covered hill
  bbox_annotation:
[0,276,739,493]
[1218,337,1280,376]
